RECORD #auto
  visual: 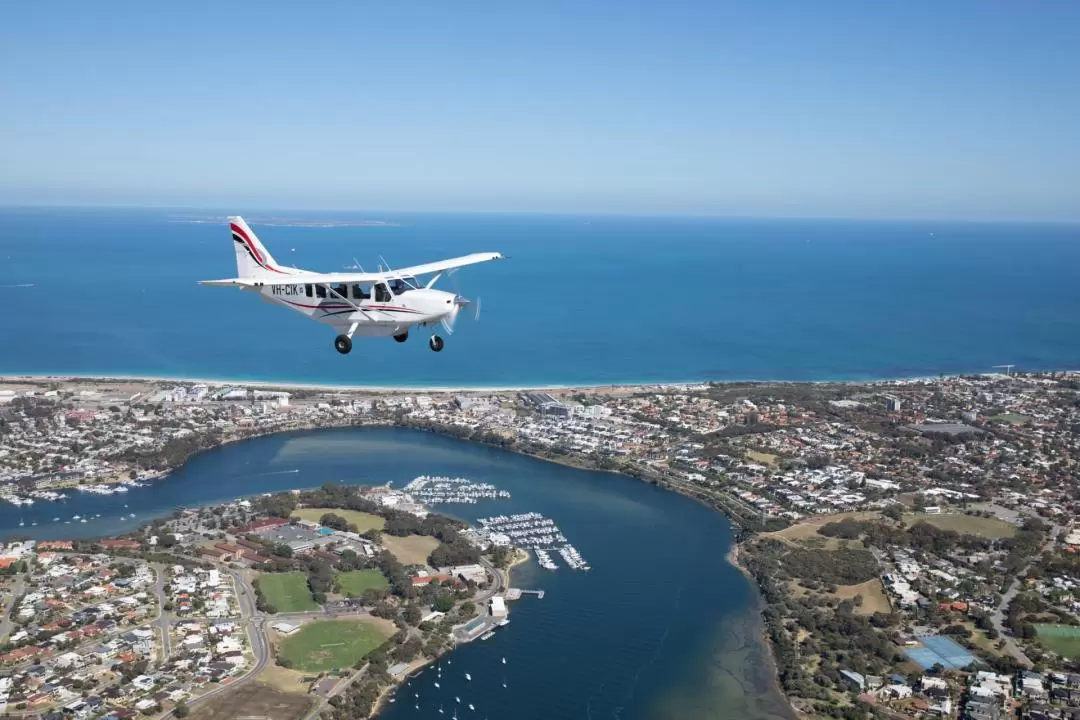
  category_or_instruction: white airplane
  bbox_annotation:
[200,216,504,354]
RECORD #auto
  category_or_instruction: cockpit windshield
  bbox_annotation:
[390,276,418,295]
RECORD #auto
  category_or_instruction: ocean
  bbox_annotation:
[1,207,1078,386]
[0,427,793,720]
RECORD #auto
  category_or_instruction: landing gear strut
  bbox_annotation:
[429,335,445,352]
[393,332,409,343]
[334,335,353,355]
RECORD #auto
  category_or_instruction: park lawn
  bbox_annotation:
[291,507,384,532]
[988,413,1030,425]
[745,450,779,468]
[381,534,441,566]
[336,569,390,597]
[258,572,319,613]
[904,513,1016,540]
[279,618,395,672]
[1035,624,1080,659]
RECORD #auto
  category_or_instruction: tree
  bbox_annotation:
[272,543,293,558]
[174,700,190,718]
[434,595,455,613]
[882,506,903,522]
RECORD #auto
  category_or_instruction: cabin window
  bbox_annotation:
[331,284,349,299]
[374,283,392,303]
[315,285,327,298]
[305,284,313,297]
[351,284,371,300]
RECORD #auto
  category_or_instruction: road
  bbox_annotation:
[987,520,1062,668]
[0,573,26,642]
[151,563,172,659]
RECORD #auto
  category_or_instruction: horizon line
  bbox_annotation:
[1,202,1078,227]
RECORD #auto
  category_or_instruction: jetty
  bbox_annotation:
[505,588,545,600]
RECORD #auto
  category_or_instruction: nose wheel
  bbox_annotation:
[429,335,445,352]
[334,335,352,354]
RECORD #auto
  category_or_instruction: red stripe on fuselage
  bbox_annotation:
[280,299,424,314]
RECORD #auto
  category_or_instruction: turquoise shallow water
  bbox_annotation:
[0,427,790,720]
[1,208,1077,385]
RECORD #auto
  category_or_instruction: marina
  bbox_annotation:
[402,475,511,504]
[475,512,591,571]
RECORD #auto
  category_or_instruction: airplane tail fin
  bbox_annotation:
[229,216,288,277]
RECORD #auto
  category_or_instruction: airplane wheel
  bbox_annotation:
[334,335,353,355]
[429,335,444,352]
[393,332,409,343]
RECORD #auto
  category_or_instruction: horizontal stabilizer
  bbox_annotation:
[198,278,258,287]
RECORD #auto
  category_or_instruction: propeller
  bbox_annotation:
[439,268,482,335]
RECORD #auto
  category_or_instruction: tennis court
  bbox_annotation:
[904,634,979,670]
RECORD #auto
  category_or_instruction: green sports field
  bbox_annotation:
[336,569,390,597]
[1035,624,1080,659]
[279,619,394,672]
[258,571,319,613]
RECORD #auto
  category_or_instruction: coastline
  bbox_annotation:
[3,367,1074,394]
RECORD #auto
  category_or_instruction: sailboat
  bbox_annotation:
[18,519,24,527]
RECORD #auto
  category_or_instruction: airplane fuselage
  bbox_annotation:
[247,280,458,337]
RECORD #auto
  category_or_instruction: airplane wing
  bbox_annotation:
[199,252,504,287]
[390,252,505,278]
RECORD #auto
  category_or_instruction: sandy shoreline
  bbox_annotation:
[0,372,701,394]
[2,367,1064,394]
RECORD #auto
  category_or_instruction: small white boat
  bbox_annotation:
[434,682,440,688]
[501,657,506,664]
[464,673,471,681]
[455,697,460,703]
[469,704,475,711]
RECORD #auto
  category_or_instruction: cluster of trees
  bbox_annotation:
[1002,519,1047,579]
[817,516,994,558]
[320,512,360,533]
[743,538,905,703]
[781,544,880,586]
[252,578,277,614]
[305,558,335,604]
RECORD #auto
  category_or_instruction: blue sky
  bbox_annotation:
[1,2,1078,220]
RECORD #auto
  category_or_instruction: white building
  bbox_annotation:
[490,596,507,619]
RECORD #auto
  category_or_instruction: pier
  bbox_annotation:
[505,588,545,600]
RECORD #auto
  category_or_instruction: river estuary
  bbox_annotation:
[0,427,792,720]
